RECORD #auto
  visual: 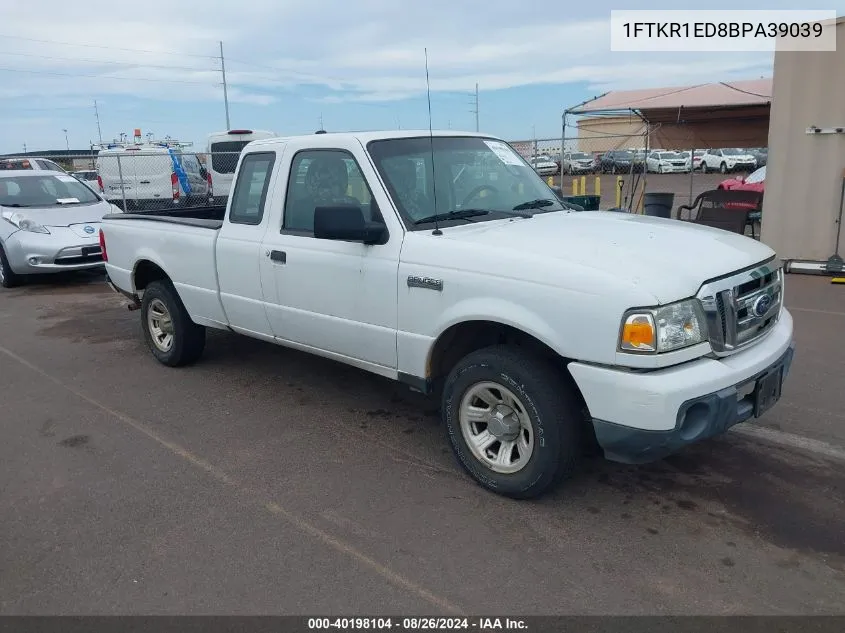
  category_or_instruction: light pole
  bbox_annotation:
[62,129,69,151]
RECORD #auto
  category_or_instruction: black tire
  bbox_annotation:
[441,345,584,499]
[0,243,22,289]
[720,162,728,174]
[140,280,206,367]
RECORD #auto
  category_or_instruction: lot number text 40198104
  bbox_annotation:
[307,618,529,631]
[621,21,824,38]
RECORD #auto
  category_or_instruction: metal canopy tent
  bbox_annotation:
[564,78,772,151]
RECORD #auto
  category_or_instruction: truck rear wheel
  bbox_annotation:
[441,345,583,499]
[141,280,206,367]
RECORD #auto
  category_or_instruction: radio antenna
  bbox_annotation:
[424,47,442,236]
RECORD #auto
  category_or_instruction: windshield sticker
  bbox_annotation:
[56,175,79,183]
[56,198,81,204]
[483,140,524,166]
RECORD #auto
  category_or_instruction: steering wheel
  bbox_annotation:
[461,184,499,207]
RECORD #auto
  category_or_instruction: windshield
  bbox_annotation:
[615,151,634,159]
[210,140,252,173]
[0,173,100,207]
[745,166,766,184]
[367,136,566,228]
[722,148,747,156]
[570,153,590,159]
[659,152,682,159]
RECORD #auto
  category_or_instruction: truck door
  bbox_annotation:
[215,149,281,339]
[258,142,402,372]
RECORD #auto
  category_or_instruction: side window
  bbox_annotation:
[228,152,275,225]
[283,149,375,234]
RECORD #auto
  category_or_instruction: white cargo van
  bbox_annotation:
[96,144,210,211]
[206,129,276,200]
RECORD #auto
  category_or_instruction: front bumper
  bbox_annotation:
[4,228,104,274]
[568,309,795,464]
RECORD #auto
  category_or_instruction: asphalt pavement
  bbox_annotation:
[1,271,844,615]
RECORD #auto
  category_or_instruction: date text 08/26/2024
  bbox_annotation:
[307,618,528,631]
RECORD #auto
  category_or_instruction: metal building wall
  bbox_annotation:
[762,17,845,263]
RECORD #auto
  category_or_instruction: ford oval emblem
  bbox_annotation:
[753,294,772,317]
[83,225,95,234]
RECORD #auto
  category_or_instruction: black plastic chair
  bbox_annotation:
[677,189,763,238]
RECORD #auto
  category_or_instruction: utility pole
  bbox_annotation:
[94,100,103,144]
[63,129,69,151]
[220,41,231,130]
[469,83,479,132]
[23,142,27,153]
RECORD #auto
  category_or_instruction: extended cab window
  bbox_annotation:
[283,149,375,234]
[228,152,275,225]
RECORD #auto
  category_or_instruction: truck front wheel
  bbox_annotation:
[141,280,206,367]
[441,345,583,499]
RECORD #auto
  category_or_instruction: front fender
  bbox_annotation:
[429,296,568,362]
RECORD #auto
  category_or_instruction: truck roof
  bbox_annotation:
[247,129,496,148]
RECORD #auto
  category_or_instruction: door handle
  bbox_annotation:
[270,250,286,263]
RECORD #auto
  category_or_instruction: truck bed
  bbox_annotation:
[103,205,226,230]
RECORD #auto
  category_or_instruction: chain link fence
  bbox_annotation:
[94,151,240,212]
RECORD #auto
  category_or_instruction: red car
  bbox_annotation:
[718,165,765,193]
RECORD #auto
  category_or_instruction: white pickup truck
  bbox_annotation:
[100,130,795,499]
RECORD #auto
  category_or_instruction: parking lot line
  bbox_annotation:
[787,306,845,317]
[732,425,845,463]
[0,342,463,616]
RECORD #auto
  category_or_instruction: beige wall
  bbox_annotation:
[762,17,845,261]
[575,116,648,154]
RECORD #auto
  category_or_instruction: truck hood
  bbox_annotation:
[438,210,776,304]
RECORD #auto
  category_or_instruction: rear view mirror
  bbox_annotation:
[314,205,387,245]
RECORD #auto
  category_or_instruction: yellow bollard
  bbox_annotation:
[595,177,601,197]
[572,179,578,196]
[580,176,586,197]
[547,176,554,186]
[616,176,624,207]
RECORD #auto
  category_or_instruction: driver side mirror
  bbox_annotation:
[314,205,387,245]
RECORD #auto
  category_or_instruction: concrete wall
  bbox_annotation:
[762,17,845,262]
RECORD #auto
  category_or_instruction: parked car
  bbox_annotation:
[646,151,689,174]
[562,152,595,174]
[1,157,67,173]
[530,155,559,176]
[96,143,211,211]
[599,150,644,174]
[719,165,766,193]
[749,148,768,168]
[0,171,115,287]
[71,169,100,193]
[100,129,794,501]
[700,148,757,174]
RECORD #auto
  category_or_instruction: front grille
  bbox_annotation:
[55,254,104,266]
[697,262,783,356]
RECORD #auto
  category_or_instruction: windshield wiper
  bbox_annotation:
[413,209,490,225]
[414,207,534,226]
[512,198,559,211]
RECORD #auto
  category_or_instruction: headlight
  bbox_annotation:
[619,299,707,354]
[1,210,50,234]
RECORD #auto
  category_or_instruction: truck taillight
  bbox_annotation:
[97,175,104,193]
[99,229,108,262]
[171,172,180,202]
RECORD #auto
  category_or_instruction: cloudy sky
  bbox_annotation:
[0,0,840,152]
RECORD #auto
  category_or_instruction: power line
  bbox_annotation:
[0,34,218,59]
[0,66,220,86]
[0,50,219,73]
